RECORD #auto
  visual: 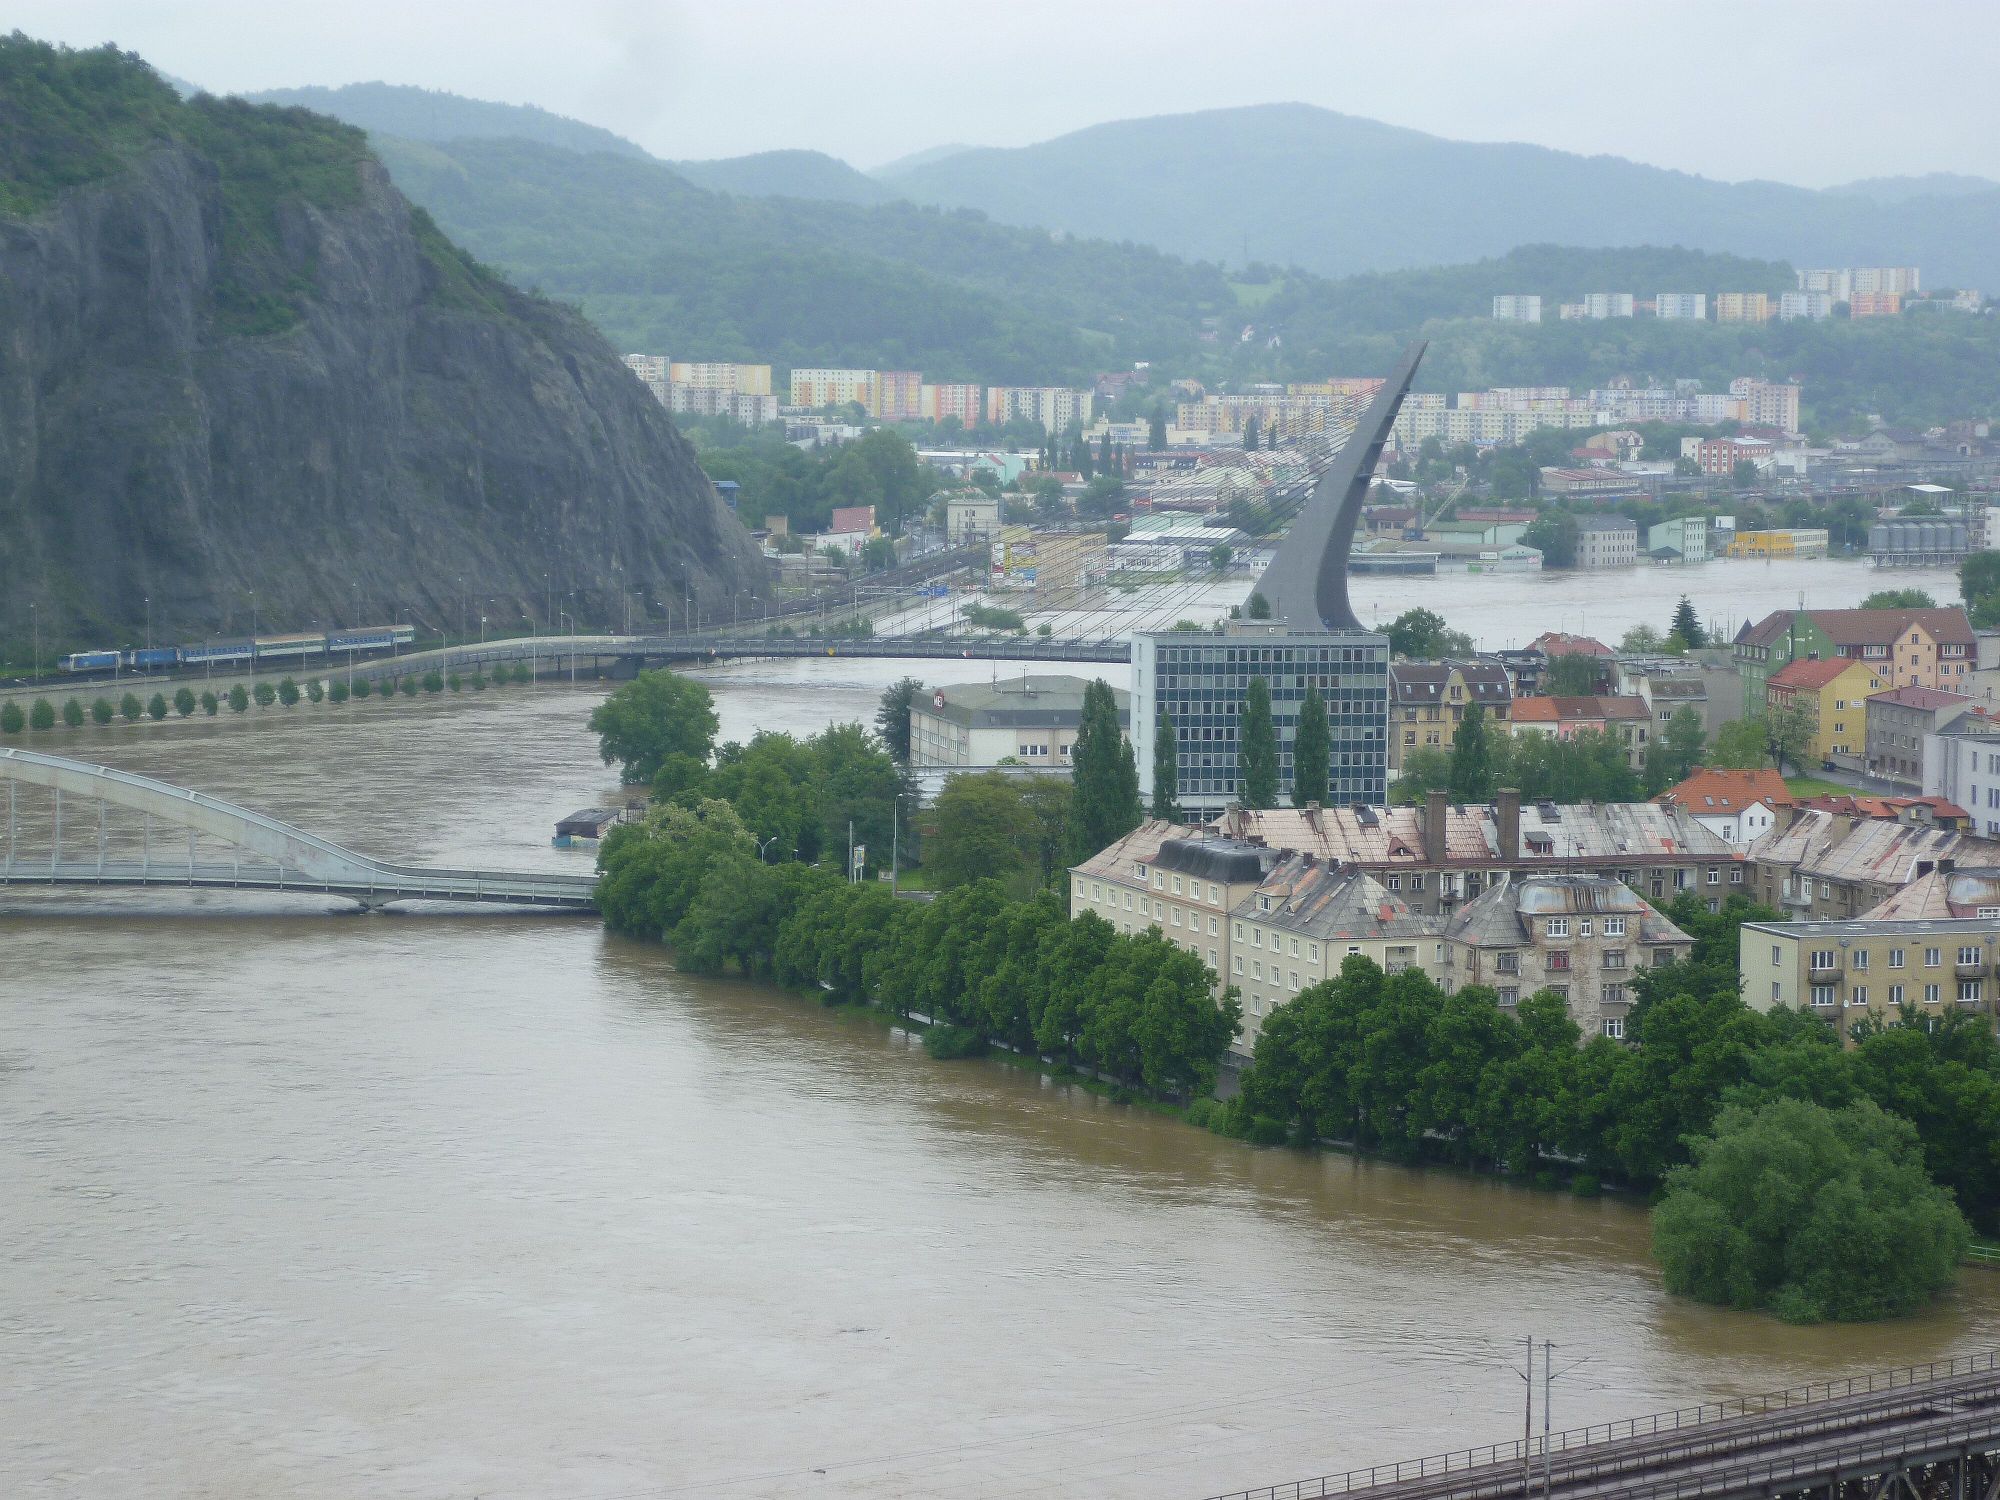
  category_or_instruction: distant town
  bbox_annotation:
[1490,264,1981,323]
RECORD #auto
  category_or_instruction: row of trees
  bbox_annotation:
[1230,894,1990,1319]
[0,662,544,735]
[1393,701,1707,806]
[596,798,1240,1101]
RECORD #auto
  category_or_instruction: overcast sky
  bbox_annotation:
[19,0,2000,185]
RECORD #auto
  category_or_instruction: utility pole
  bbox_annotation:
[847,818,855,884]
[1517,1337,1535,1498]
[890,793,899,897]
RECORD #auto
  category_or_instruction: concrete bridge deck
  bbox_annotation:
[0,747,597,912]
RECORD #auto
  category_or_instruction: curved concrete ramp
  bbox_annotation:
[0,747,597,912]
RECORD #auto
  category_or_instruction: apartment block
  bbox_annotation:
[869,370,924,422]
[1851,292,1903,318]
[922,382,985,427]
[1656,293,1708,320]
[789,368,876,409]
[1491,295,1542,323]
[1865,686,1970,788]
[1748,807,2000,919]
[1741,915,1999,1041]
[623,353,670,397]
[1853,266,1922,296]
[1780,291,1834,321]
[1768,657,1887,767]
[986,385,1095,434]
[1731,378,1802,433]
[1714,292,1774,324]
[1387,662,1513,773]
[1584,292,1635,319]
[1574,514,1639,568]
[670,361,772,396]
[1924,708,2000,838]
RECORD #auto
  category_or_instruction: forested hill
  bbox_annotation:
[879,102,2000,289]
[0,39,764,648]
[671,149,896,204]
[369,133,1235,380]
[244,82,652,157]
[351,138,2000,427]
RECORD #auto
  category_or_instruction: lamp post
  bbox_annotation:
[29,602,37,681]
[756,835,788,864]
[560,611,576,686]
[144,595,152,657]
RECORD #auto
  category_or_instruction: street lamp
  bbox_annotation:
[29,602,37,681]
[756,835,789,863]
[560,611,576,685]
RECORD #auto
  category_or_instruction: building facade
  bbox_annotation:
[922,383,985,427]
[1492,295,1542,323]
[1387,661,1513,774]
[1575,515,1639,568]
[1131,624,1391,818]
[1768,657,1888,767]
[1924,708,2000,837]
[1865,686,1970,787]
[1659,768,1792,849]
[789,368,876,409]
[1656,293,1709,320]
[910,675,1128,771]
[1741,916,1999,1041]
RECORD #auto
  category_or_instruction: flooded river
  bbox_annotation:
[4,660,1997,1500]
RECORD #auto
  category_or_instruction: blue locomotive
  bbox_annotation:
[60,624,415,676]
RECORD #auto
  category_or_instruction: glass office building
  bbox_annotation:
[1132,623,1390,817]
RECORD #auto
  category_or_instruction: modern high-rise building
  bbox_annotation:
[1656,293,1709,320]
[623,353,670,400]
[1730,378,1802,433]
[669,362,772,396]
[1584,292,1635,319]
[1779,291,1834,321]
[1851,291,1903,318]
[1852,266,1921,296]
[1131,625,1391,816]
[1714,292,1773,323]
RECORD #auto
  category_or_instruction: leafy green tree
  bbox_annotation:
[595,798,755,939]
[307,679,324,701]
[119,692,142,722]
[174,687,196,717]
[1237,676,1278,809]
[228,684,249,713]
[91,697,113,724]
[1652,1097,1968,1322]
[1710,715,1770,769]
[1242,416,1260,452]
[1291,684,1330,808]
[399,677,417,696]
[277,676,300,706]
[1389,745,1453,804]
[705,731,821,862]
[1961,551,2000,625]
[1151,708,1180,820]
[1767,694,1818,775]
[875,677,922,764]
[0,700,23,734]
[200,690,219,715]
[1384,608,1472,661]
[253,681,276,706]
[61,698,83,727]
[1668,596,1706,648]
[1545,652,1600,695]
[927,771,1037,890]
[1645,707,1708,794]
[328,679,349,703]
[1148,408,1167,450]
[1860,588,1935,609]
[1621,623,1668,654]
[590,669,719,784]
[1447,700,1491,802]
[808,722,902,877]
[351,677,371,699]
[146,692,167,721]
[29,698,55,730]
[1488,447,1538,499]
[1067,678,1140,860]
[1245,591,1271,619]
[420,669,443,694]
[1521,513,1578,568]
[1731,459,1761,487]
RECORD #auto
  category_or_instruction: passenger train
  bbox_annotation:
[60,625,416,676]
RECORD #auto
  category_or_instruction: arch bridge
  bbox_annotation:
[0,747,597,912]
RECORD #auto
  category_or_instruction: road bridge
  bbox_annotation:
[1208,1351,2000,1500]
[0,747,597,912]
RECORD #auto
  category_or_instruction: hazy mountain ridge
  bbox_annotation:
[671,149,896,204]
[879,102,2000,288]
[243,81,652,158]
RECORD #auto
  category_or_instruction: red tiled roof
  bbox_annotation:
[1867,685,1971,710]
[828,505,875,534]
[1813,607,1974,647]
[1662,769,1793,815]
[1530,631,1613,658]
[1769,657,1861,690]
[1511,695,1646,723]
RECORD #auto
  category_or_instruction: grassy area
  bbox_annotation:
[1783,776,1852,798]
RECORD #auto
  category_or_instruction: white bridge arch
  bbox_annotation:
[0,747,597,911]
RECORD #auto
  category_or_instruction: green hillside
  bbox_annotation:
[880,102,2000,289]
[244,81,649,158]
[672,149,897,204]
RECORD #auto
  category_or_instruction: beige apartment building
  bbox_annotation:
[1748,807,2000,920]
[789,367,876,409]
[670,361,772,395]
[1740,917,2000,1041]
[1069,822,1278,976]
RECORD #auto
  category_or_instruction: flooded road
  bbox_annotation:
[3,670,1996,1500]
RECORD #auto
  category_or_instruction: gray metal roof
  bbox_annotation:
[921,675,1129,730]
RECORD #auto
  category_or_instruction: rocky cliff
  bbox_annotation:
[0,40,767,649]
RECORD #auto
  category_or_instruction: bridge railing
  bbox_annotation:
[1203,1349,2000,1500]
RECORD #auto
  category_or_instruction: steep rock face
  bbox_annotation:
[0,141,767,645]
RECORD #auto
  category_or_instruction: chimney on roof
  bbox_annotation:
[1941,858,1957,875]
[1424,789,1449,866]
[1497,787,1522,861]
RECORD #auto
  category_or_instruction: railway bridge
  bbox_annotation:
[0,747,597,912]
[1209,1351,2000,1500]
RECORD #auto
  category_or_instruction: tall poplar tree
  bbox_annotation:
[1449,700,1492,802]
[1152,708,1181,819]
[1238,676,1279,809]
[1290,684,1330,808]
[1068,678,1141,860]
[1148,408,1167,451]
